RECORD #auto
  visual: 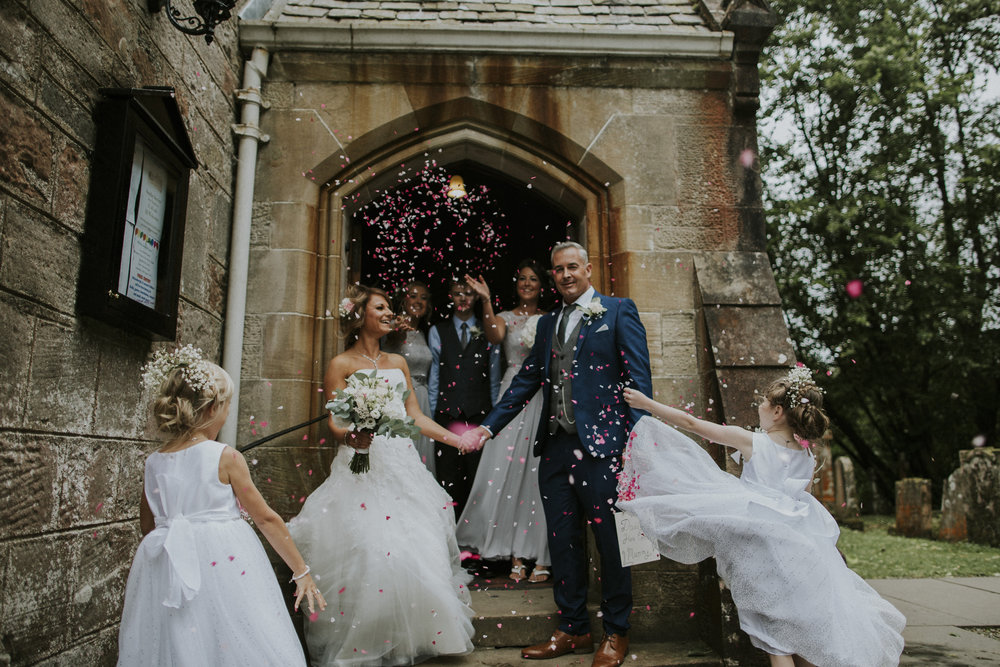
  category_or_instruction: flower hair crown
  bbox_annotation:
[141,344,214,394]
[785,364,823,407]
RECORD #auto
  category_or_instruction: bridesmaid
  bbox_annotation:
[383,280,436,474]
[458,260,552,583]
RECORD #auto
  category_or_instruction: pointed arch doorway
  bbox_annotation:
[314,118,623,364]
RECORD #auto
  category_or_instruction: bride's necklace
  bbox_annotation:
[358,351,382,368]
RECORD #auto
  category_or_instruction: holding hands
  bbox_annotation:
[459,426,490,453]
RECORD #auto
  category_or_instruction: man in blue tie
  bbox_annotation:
[462,242,652,667]
[429,279,501,519]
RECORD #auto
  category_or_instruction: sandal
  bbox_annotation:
[509,563,527,582]
[528,567,550,583]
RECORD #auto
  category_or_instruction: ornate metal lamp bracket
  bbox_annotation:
[148,0,236,45]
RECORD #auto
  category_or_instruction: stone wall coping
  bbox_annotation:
[239,21,735,58]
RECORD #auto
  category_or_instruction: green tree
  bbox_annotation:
[760,0,1000,502]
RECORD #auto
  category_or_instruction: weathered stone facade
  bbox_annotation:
[0,1,241,663]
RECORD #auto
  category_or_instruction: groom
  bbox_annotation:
[462,241,652,667]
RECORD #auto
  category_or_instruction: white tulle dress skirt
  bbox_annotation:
[117,517,306,666]
[288,435,474,667]
[618,417,905,667]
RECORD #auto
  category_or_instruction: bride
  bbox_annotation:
[288,284,475,666]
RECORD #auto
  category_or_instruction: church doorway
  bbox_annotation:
[346,160,580,319]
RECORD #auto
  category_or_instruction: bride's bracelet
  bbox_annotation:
[290,565,311,583]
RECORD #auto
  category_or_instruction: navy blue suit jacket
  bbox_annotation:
[482,292,653,458]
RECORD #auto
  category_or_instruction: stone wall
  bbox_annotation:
[0,1,241,663]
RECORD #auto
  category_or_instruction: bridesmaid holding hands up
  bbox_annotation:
[458,260,552,583]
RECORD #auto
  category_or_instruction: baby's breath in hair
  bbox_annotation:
[141,345,214,394]
[786,364,822,406]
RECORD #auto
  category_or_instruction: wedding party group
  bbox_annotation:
[116,241,906,667]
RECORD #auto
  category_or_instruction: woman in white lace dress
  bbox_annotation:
[618,368,905,667]
[459,260,551,583]
[288,285,475,667]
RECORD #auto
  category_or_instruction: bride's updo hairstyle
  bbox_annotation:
[764,366,830,444]
[339,284,390,345]
[143,346,234,438]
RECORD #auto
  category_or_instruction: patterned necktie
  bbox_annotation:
[460,322,469,348]
[556,303,576,344]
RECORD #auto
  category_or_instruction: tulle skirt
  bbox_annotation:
[288,435,474,666]
[117,518,306,666]
[618,417,905,666]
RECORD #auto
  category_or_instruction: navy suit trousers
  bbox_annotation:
[539,431,632,636]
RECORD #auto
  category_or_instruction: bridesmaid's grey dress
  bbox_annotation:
[384,329,436,475]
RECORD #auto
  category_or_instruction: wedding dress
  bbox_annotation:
[288,368,474,666]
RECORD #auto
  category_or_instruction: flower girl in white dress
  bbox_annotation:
[619,367,905,667]
[118,347,325,666]
[288,285,475,667]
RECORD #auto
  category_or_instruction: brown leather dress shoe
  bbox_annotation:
[521,630,594,659]
[591,633,629,667]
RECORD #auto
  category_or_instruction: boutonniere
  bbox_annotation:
[580,298,607,320]
[469,325,483,339]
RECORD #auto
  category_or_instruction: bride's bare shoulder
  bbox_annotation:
[327,353,356,374]
[381,352,408,371]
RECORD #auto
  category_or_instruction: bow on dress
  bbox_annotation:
[144,473,235,608]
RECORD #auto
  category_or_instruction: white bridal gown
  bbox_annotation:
[618,417,905,667]
[288,368,474,667]
[118,440,306,666]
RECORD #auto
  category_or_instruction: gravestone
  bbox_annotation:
[939,448,1000,547]
[895,478,932,538]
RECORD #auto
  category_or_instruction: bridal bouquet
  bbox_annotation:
[325,370,421,474]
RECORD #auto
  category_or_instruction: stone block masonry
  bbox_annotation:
[0,0,242,663]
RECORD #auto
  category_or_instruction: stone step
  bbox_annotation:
[468,583,702,649]
[421,641,722,667]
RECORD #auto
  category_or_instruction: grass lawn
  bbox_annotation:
[838,514,1000,579]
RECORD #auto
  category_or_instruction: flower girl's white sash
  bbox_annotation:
[148,508,237,608]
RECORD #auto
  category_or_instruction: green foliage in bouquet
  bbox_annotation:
[326,370,421,474]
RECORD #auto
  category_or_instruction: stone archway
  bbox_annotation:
[310,100,627,373]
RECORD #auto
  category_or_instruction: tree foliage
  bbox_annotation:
[760,0,1000,501]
